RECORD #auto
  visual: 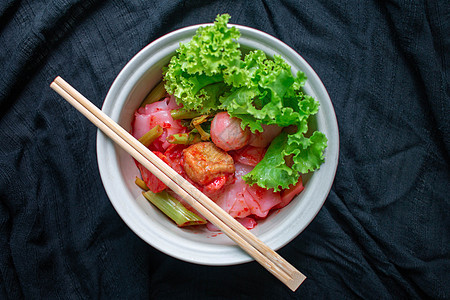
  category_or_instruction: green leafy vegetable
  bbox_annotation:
[242,131,328,191]
[164,14,240,114]
[163,14,328,191]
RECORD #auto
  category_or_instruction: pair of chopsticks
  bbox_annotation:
[50,76,306,291]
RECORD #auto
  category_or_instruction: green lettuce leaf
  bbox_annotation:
[163,14,328,191]
[219,50,316,134]
[287,131,328,174]
[242,132,298,191]
[243,130,328,191]
[163,14,241,114]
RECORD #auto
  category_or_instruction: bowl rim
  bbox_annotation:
[96,22,339,265]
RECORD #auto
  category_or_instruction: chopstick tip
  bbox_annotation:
[287,272,306,292]
[54,76,63,83]
[50,76,60,87]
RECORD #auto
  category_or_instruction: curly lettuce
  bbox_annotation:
[163,14,328,191]
[242,131,327,191]
[164,14,240,113]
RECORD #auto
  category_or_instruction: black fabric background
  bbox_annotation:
[1,1,449,299]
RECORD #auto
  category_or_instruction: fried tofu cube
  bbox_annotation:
[182,142,235,185]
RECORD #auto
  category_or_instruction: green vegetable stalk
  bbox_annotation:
[171,109,203,120]
[138,125,163,147]
[141,81,167,107]
[167,132,202,145]
[143,190,206,227]
[135,177,149,191]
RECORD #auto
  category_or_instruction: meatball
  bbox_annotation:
[182,142,235,185]
[210,112,250,151]
[249,124,283,148]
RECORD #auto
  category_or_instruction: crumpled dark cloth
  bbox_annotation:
[0,0,449,299]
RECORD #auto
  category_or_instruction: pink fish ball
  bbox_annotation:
[210,112,250,151]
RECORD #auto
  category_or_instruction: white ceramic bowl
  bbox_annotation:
[97,23,339,266]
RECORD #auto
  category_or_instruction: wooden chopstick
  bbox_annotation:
[50,76,306,291]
